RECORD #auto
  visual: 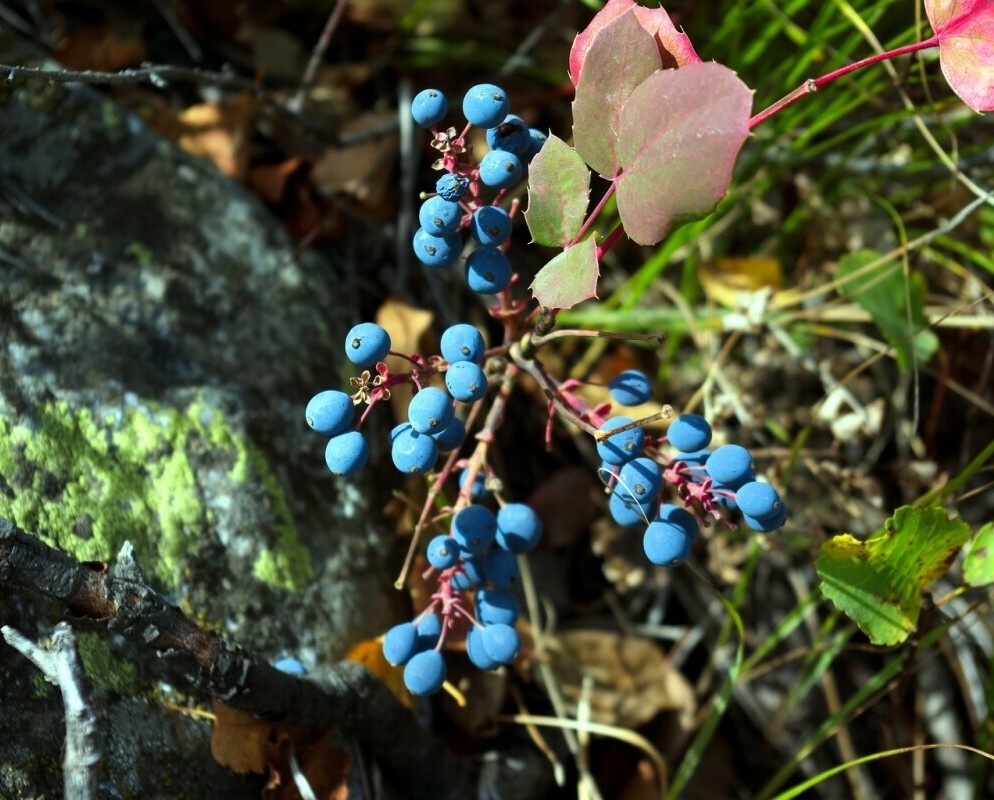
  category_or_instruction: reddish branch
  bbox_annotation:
[0,517,548,799]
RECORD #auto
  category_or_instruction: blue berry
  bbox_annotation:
[427,535,460,570]
[705,444,755,487]
[435,173,469,201]
[596,416,645,465]
[440,323,485,364]
[470,205,512,247]
[608,369,653,406]
[483,549,518,587]
[411,88,448,127]
[419,196,461,236]
[609,491,653,528]
[403,650,446,695]
[643,520,694,566]
[616,456,662,505]
[305,390,354,436]
[451,555,485,589]
[481,623,520,664]
[465,246,512,294]
[451,504,497,554]
[391,421,412,442]
[656,503,700,538]
[675,448,710,469]
[324,431,368,476]
[432,416,466,451]
[475,588,520,626]
[345,322,391,367]
[462,83,509,128]
[391,426,438,473]
[413,227,461,268]
[743,502,788,533]
[525,128,548,162]
[416,612,443,650]
[735,481,782,521]
[407,386,453,434]
[274,657,307,676]
[485,115,530,157]
[495,503,542,553]
[459,468,491,502]
[478,149,523,189]
[445,361,488,402]
[668,414,712,452]
[383,622,418,666]
[467,627,498,670]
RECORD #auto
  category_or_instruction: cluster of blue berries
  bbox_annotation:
[410,84,548,295]
[305,321,493,478]
[383,499,542,695]
[595,370,786,567]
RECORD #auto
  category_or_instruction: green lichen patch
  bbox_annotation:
[0,395,311,592]
[75,632,142,696]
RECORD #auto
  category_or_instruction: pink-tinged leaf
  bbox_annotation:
[614,62,752,246]
[530,236,599,310]
[926,0,994,112]
[569,0,701,85]
[524,134,591,248]
[573,9,661,178]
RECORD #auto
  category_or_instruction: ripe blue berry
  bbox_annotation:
[705,444,755,488]
[324,430,368,476]
[411,88,448,127]
[525,128,548,162]
[467,627,498,670]
[668,414,712,452]
[478,149,523,189]
[735,481,782,521]
[419,196,461,236]
[436,173,469,201]
[413,227,461,268]
[483,548,518,587]
[609,490,653,528]
[485,115,530,157]
[427,535,460,570]
[743,502,788,533]
[432,416,466,451]
[459,468,491,501]
[391,426,438,473]
[416,612,443,650]
[465,246,512,294]
[675,448,710,469]
[383,622,418,666]
[475,588,520,626]
[451,504,497,554]
[451,555,485,590]
[407,386,453,434]
[403,650,446,695]
[481,623,520,664]
[345,322,391,367]
[305,390,354,436]
[608,369,652,406]
[445,360,488,402]
[462,83,509,128]
[643,520,694,566]
[440,323,485,364]
[616,456,662,504]
[656,503,700,538]
[274,657,307,676]
[596,416,645,465]
[495,503,542,553]
[470,205,512,247]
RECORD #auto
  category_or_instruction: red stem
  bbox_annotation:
[569,181,618,247]
[749,35,940,129]
[596,223,625,260]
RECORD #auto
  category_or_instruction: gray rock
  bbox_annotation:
[0,27,400,798]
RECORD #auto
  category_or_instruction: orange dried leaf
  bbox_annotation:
[210,700,271,774]
[176,95,256,180]
[345,637,411,708]
[263,727,350,800]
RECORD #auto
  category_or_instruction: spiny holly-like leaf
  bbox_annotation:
[569,0,700,85]
[530,236,599,310]
[835,250,938,372]
[963,522,994,586]
[572,8,661,178]
[926,0,994,112]
[524,134,591,248]
[614,62,752,246]
[816,506,970,646]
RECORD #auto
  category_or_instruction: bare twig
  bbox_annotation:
[289,0,349,114]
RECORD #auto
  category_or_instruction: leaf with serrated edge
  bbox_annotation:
[572,8,661,178]
[964,522,994,586]
[525,135,591,248]
[614,62,752,246]
[816,506,970,646]
[530,237,599,310]
[926,0,994,112]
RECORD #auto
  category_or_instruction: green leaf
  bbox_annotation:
[529,237,599,310]
[964,522,994,586]
[572,8,661,178]
[835,250,939,372]
[816,506,970,646]
[524,135,591,248]
[614,62,752,245]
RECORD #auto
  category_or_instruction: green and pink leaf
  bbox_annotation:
[524,135,590,248]
[530,236,599,310]
[926,0,994,112]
